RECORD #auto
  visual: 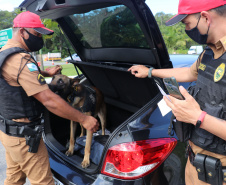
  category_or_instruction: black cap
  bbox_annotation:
[165,14,188,26]
[33,27,54,35]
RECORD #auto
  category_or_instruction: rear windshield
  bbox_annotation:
[64,5,149,49]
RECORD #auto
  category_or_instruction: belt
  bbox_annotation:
[0,116,41,137]
[187,145,196,165]
[187,145,226,183]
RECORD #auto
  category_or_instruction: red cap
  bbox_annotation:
[13,11,54,35]
[166,0,226,26]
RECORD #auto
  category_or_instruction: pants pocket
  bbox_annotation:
[2,134,21,147]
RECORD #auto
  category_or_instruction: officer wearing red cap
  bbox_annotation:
[129,0,226,184]
[0,11,99,185]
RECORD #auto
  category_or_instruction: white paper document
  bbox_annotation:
[156,84,171,102]
[158,98,172,117]
[156,84,172,116]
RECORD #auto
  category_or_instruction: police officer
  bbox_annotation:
[0,11,99,185]
[129,0,226,184]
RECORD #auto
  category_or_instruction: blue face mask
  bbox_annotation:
[185,16,210,45]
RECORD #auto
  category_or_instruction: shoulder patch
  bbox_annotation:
[214,63,225,82]
[37,74,46,85]
[27,63,38,72]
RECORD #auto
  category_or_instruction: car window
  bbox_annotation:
[63,5,150,49]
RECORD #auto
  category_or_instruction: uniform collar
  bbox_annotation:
[206,36,226,59]
[218,36,226,51]
[208,36,226,51]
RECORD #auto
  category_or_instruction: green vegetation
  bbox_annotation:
[0,9,21,29]
[44,64,82,76]
[0,8,73,58]
[155,12,205,54]
[0,9,204,55]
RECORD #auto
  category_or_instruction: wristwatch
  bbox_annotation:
[148,67,154,78]
[195,111,207,128]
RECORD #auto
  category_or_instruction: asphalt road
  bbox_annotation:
[0,141,31,185]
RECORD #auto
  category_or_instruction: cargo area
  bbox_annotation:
[43,61,159,169]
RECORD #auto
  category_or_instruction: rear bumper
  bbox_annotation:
[92,174,145,185]
[47,147,94,185]
[47,146,147,185]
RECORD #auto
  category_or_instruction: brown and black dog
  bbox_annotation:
[49,74,106,168]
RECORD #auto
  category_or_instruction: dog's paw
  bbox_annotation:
[65,150,74,156]
[81,160,90,168]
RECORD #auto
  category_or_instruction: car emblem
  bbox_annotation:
[214,63,225,82]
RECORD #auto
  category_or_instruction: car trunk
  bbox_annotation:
[20,0,174,173]
[43,60,161,170]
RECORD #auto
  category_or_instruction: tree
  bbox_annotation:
[0,8,22,30]
[155,12,199,54]
[41,19,73,58]
[0,9,201,55]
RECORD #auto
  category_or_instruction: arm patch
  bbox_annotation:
[37,74,46,85]
[27,63,38,72]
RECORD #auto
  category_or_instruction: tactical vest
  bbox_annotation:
[190,47,226,155]
[67,85,96,116]
[0,47,44,122]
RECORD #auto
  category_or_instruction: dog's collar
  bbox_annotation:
[67,85,81,103]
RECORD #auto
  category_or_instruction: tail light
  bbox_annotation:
[101,138,177,180]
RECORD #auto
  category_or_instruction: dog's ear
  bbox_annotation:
[70,78,80,87]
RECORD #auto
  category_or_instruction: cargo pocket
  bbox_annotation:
[2,135,21,147]
[204,103,223,118]
[188,85,201,98]
[23,139,53,184]
[31,138,51,171]
[1,135,25,163]
[168,85,197,142]
[169,114,194,142]
[187,85,196,96]
[194,103,223,147]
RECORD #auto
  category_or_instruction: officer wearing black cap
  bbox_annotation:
[129,0,226,184]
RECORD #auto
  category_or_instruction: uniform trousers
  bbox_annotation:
[0,130,55,185]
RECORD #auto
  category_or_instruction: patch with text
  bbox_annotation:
[199,63,206,71]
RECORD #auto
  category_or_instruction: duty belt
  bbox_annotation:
[0,115,42,138]
[187,145,226,184]
[187,144,196,165]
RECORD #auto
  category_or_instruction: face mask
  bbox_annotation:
[185,16,210,45]
[23,29,44,51]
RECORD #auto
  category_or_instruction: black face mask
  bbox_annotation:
[23,29,44,52]
[185,16,210,45]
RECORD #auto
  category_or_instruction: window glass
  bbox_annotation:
[64,5,149,49]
